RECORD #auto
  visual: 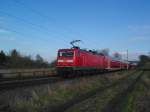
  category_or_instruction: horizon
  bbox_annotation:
[0,48,148,63]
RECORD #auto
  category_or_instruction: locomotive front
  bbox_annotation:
[56,48,79,75]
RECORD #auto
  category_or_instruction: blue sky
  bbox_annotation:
[0,0,150,61]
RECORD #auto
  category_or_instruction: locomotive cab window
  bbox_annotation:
[58,51,74,57]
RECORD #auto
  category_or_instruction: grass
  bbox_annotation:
[10,71,133,112]
[65,85,122,112]
[65,70,140,112]
[122,71,150,112]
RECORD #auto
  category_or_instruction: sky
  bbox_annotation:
[0,0,150,62]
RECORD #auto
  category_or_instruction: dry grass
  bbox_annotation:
[0,70,133,112]
[65,70,139,112]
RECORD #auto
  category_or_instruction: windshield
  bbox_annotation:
[58,51,74,57]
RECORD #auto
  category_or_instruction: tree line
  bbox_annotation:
[0,49,56,69]
[0,49,149,69]
[138,54,150,67]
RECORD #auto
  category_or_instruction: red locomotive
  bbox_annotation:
[56,41,130,76]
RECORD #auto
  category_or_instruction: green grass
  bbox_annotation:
[12,71,134,112]
[122,84,144,112]
[122,71,150,112]
[65,85,123,112]
[65,70,140,112]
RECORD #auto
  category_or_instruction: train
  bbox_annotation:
[56,45,134,77]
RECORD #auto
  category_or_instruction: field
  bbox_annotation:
[0,69,149,112]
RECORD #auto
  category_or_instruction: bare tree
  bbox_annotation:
[9,49,21,60]
[138,55,150,66]
[0,50,6,65]
[113,52,122,60]
[148,52,150,57]
[36,54,44,63]
[97,48,110,56]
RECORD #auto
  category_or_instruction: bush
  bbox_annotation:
[138,55,150,68]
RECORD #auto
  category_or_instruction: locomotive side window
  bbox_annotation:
[58,51,74,57]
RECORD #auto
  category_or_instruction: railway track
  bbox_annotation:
[0,70,128,91]
[0,75,57,82]
[47,70,141,112]
[0,70,140,112]
[0,75,61,90]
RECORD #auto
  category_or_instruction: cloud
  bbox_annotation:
[0,16,3,21]
[0,16,4,20]
[128,25,150,33]
[112,51,148,61]
[0,16,9,34]
[0,36,15,41]
[128,25,138,32]
[128,25,150,42]
[0,28,10,33]
[130,36,150,42]
[0,16,5,25]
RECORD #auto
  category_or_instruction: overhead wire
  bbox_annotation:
[13,0,75,42]
[0,10,68,46]
[13,0,98,48]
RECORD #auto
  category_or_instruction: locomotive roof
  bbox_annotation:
[58,47,110,56]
